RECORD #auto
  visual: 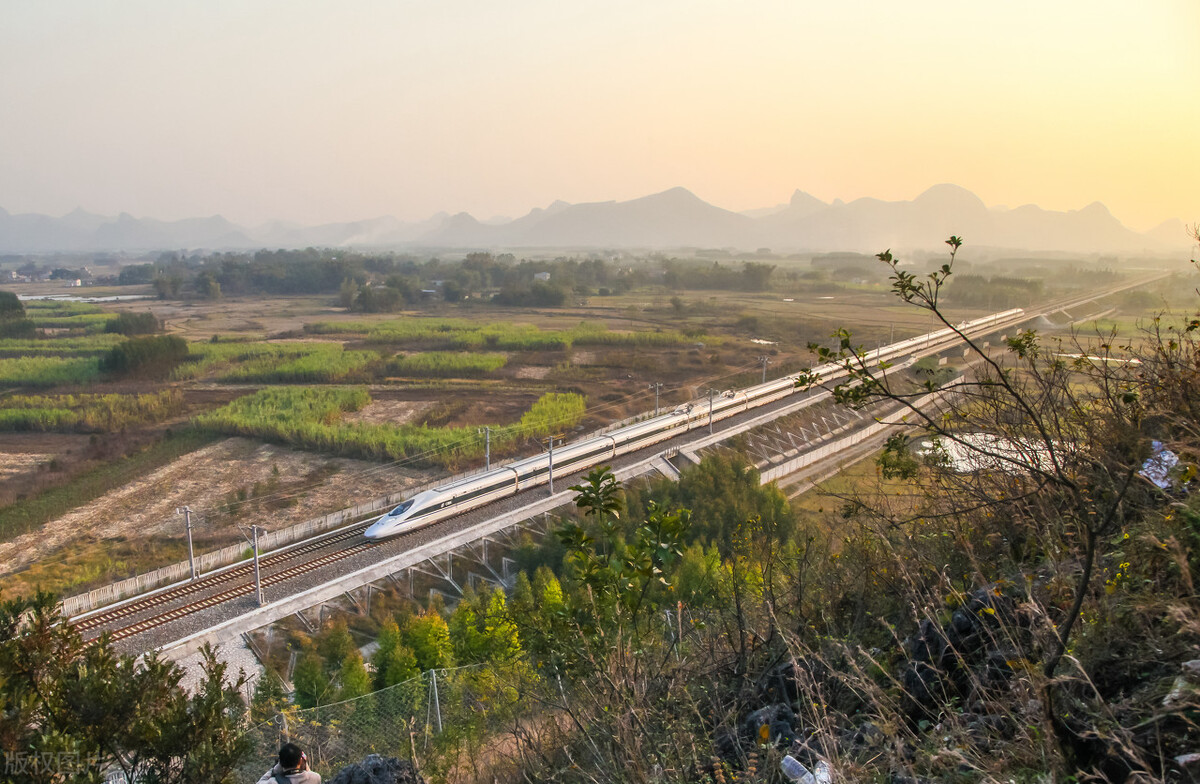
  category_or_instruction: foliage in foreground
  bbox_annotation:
[474,241,1200,783]
[0,593,250,783]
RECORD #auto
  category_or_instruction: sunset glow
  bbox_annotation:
[2,0,1196,230]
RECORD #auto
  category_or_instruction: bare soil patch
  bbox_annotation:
[344,398,434,426]
[0,453,54,482]
[514,365,551,379]
[572,350,597,365]
[0,437,437,577]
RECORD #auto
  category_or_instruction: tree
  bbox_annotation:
[0,592,250,783]
[338,277,358,310]
[0,291,34,338]
[153,273,183,299]
[316,619,355,671]
[403,611,453,672]
[0,290,25,318]
[372,618,420,688]
[449,588,487,664]
[789,236,1200,776]
[482,587,522,663]
[249,671,288,724]
[338,651,371,701]
[808,237,1161,677]
[292,652,330,709]
[195,271,221,300]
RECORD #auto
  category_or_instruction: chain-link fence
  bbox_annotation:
[240,662,537,780]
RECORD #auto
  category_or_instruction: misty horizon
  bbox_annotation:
[3,3,1196,238]
[0,183,1191,256]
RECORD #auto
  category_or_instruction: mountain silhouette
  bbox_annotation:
[0,186,1185,254]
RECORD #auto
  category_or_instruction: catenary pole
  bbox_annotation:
[178,506,196,580]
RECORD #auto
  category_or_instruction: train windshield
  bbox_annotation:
[388,499,415,517]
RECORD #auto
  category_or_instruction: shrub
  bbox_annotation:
[101,335,189,375]
[105,311,161,336]
[0,291,34,338]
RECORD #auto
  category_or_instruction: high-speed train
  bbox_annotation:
[364,308,1023,539]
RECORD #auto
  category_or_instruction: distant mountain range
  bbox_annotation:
[0,185,1189,255]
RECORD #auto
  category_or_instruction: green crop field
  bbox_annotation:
[219,347,378,383]
[0,356,104,387]
[0,334,126,357]
[305,318,705,351]
[171,341,376,382]
[0,390,183,432]
[195,387,586,467]
[387,351,508,377]
[23,301,117,333]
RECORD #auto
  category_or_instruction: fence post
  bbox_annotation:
[430,670,442,734]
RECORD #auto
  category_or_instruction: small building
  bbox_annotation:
[533,271,551,283]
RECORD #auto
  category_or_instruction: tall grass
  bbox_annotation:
[219,348,378,383]
[23,301,105,314]
[305,318,704,350]
[0,390,183,432]
[195,387,586,467]
[25,303,117,333]
[172,341,374,382]
[387,352,508,377]
[0,356,104,387]
[0,334,125,357]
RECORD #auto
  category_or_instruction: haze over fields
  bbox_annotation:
[2,2,1197,253]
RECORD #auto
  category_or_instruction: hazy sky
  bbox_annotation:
[2,1,1197,231]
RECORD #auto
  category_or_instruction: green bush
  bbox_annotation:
[101,335,189,375]
[105,311,161,336]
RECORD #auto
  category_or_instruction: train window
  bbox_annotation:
[387,499,415,517]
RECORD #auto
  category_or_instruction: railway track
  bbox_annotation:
[104,539,382,641]
[74,523,373,634]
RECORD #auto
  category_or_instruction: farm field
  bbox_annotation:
[0,258,1163,600]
